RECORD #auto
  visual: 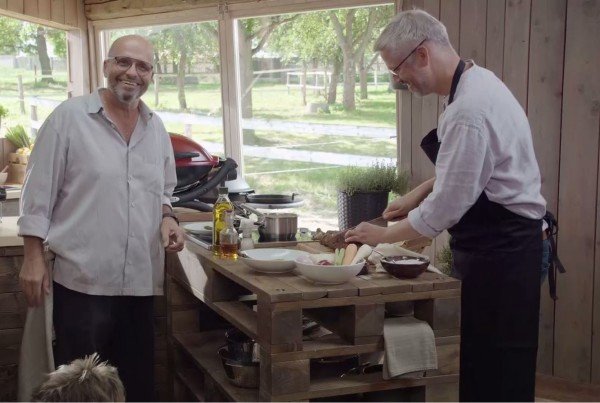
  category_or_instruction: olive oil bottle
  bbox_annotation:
[212,187,233,256]
[219,210,239,260]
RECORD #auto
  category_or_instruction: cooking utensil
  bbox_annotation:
[224,328,259,363]
[311,355,360,379]
[237,203,298,242]
[218,347,259,388]
[245,193,302,204]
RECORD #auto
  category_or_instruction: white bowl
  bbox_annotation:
[294,255,365,285]
[240,248,308,274]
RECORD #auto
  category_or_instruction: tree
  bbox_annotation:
[0,17,22,54]
[238,15,297,118]
[269,11,342,105]
[329,8,378,110]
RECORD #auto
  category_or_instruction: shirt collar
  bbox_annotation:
[442,59,476,110]
[88,88,154,121]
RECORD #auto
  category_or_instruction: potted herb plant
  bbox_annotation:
[335,162,409,230]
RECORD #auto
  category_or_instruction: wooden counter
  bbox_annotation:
[0,217,25,401]
[166,241,461,401]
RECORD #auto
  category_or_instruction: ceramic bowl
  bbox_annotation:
[294,255,365,285]
[239,248,308,273]
[380,255,429,279]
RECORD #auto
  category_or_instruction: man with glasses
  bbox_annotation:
[346,10,545,401]
[18,35,185,401]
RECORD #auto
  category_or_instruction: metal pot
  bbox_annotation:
[218,347,259,389]
[238,204,298,242]
[258,213,298,242]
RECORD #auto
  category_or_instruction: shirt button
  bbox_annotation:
[130,233,134,237]
[131,202,135,207]
[128,176,132,181]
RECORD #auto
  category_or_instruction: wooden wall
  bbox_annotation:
[401,0,600,386]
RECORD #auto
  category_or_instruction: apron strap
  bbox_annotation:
[449,59,466,104]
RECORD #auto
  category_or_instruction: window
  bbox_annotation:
[235,4,396,229]
[0,16,69,138]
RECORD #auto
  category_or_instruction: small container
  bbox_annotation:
[219,209,239,260]
[239,222,254,251]
[380,255,429,279]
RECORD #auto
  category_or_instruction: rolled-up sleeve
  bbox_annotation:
[18,119,67,239]
[161,127,176,208]
[408,121,492,238]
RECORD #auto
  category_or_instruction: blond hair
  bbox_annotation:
[374,9,451,52]
[31,353,125,402]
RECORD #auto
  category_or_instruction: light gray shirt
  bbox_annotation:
[18,89,177,296]
[408,63,546,239]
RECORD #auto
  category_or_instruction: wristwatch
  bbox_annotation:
[162,212,180,225]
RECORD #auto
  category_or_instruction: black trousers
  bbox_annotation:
[53,282,155,402]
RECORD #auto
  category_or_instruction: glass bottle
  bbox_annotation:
[239,221,255,251]
[219,210,239,259]
[212,187,233,256]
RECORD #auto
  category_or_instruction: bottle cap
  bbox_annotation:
[218,187,229,195]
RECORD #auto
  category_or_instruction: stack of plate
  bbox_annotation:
[182,221,212,242]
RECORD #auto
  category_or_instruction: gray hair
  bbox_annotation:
[374,9,451,52]
[31,353,126,402]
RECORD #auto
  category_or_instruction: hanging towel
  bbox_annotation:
[383,316,437,379]
[18,251,55,402]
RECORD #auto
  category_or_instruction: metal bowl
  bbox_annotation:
[225,327,259,363]
[218,347,260,389]
[380,255,429,279]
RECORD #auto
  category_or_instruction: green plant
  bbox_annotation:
[5,124,32,148]
[436,242,453,276]
[0,105,8,119]
[335,162,409,196]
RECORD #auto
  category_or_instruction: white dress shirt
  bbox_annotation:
[18,89,177,296]
[408,63,546,239]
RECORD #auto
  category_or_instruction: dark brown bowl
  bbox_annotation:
[380,255,429,279]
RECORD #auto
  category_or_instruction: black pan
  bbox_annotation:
[245,193,301,204]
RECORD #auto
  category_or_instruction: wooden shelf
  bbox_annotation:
[172,331,259,402]
[211,301,258,340]
[175,368,205,401]
[274,372,459,401]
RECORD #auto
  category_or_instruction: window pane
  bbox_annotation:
[236,5,396,230]
[0,16,68,140]
[104,22,224,155]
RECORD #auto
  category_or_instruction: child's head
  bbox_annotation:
[31,353,125,402]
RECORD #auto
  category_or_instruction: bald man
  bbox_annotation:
[18,35,185,401]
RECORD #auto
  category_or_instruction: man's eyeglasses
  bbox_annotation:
[107,56,153,75]
[389,38,426,77]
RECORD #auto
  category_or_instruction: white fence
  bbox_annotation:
[28,97,396,168]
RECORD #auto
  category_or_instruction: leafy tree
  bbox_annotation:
[269,11,342,105]
[0,17,22,54]
[238,15,297,118]
[329,8,378,110]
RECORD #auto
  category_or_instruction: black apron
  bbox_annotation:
[421,60,542,402]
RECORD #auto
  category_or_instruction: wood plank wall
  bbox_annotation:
[402,0,600,386]
[0,0,81,28]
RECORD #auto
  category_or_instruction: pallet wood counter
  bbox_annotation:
[166,240,461,401]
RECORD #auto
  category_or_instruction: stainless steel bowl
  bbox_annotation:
[218,347,260,389]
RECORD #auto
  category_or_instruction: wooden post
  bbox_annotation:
[184,124,192,137]
[17,76,25,114]
[154,75,160,106]
[30,104,38,139]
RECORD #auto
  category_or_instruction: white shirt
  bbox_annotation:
[18,89,177,296]
[408,63,546,239]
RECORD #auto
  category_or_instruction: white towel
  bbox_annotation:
[18,252,55,402]
[383,316,437,379]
